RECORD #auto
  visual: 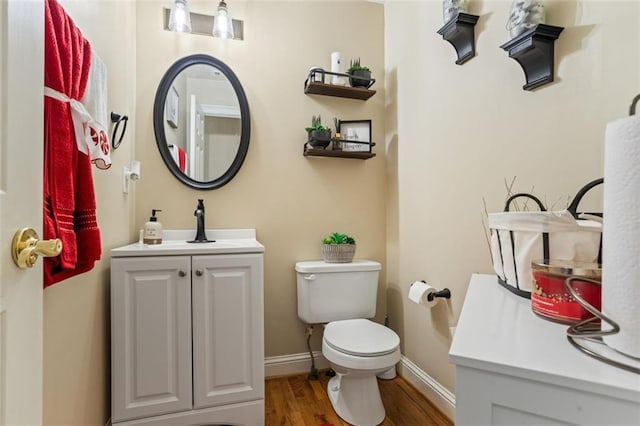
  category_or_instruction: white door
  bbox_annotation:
[0,0,45,424]
[188,94,205,180]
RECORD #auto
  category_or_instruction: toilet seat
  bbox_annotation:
[324,319,399,357]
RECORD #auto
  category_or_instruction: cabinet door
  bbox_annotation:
[111,256,192,422]
[192,253,264,409]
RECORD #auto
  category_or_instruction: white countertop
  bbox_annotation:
[449,274,640,403]
[111,229,264,257]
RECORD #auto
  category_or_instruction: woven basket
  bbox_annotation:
[322,244,356,263]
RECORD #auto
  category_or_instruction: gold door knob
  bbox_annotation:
[12,227,63,269]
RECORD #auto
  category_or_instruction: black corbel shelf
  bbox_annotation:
[437,13,480,65]
[500,24,564,91]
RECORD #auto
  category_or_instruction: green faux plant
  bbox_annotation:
[305,115,330,132]
[347,58,370,74]
[323,232,356,245]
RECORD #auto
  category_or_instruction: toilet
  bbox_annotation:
[296,260,401,426]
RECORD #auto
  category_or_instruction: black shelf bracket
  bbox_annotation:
[437,13,480,65]
[500,24,564,91]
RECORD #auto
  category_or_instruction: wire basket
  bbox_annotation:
[322,244,355,263]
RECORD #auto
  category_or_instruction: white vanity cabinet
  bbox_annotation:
[110,230,264,426]
[450,274,640,426]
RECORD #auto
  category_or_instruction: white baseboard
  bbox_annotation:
[397,356,456,421]
[264,351,329,378]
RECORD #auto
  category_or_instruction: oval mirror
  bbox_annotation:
[153,54,250,190]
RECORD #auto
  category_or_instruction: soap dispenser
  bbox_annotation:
[143,209,163,244]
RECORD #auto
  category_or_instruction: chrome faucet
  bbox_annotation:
[188,199,214,243]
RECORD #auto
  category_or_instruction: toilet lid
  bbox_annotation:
[324,319,400,357]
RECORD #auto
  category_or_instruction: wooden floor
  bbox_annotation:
[265,371,453,426]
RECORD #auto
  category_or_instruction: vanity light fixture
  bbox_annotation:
[163,1,244,40]
[212,0,234,39]
[168,0,192,33]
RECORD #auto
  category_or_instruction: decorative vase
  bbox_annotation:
[348,70,371,88]
[507,0,546,38]
[322,244,356,263]
[443,0,468,23]
[307,129,331,148]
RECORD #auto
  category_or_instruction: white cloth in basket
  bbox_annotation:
[489,210,602,296]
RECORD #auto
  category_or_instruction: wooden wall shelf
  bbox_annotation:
[304,81,376,101]
[303,149,376,160]
[304,140,375,159]
[437,13,480,65]
[500,24,564,91]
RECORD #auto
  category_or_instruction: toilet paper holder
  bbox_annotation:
[420,280,451,301]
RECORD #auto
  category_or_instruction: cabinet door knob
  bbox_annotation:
[195,269,203,276]
[178,270,187,277]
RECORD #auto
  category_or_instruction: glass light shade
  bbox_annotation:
[212,0,234,39]
[168,0,192,33]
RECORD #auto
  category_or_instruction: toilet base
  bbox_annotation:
[327,373,385,426]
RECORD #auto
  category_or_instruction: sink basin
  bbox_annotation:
[111,229,264,258]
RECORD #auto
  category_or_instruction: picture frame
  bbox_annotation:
[165,85,179,129]
[338,119,372,152]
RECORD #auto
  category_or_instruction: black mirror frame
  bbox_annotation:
[153,54,251,190]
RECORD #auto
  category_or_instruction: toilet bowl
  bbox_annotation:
[295,260,400,425]
[322,319,400,426]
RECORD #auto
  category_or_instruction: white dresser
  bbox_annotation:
[110,229,264,426]
[450,274,640,426]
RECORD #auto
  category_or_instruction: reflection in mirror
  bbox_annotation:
[153,54,250,190]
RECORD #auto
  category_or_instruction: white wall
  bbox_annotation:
[385,0,639,394]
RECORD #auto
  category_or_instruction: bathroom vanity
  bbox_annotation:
[110,229,264,426]
[450,274,640,425]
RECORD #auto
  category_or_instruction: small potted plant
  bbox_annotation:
[305,115,332,148]
[347,58,372,88]
[322,232,356,263]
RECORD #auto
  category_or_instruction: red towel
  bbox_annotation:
[44,0,101,287]
[177,146,187,172]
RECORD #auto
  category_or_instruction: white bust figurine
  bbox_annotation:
[507,0,545,37]
[443,0,468,23]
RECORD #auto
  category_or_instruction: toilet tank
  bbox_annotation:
[295,260,381,324]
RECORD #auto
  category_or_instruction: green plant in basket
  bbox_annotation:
[323,232,356,245]
[322,232,356,263]
[305,115,332,149]
[347,58,372,88]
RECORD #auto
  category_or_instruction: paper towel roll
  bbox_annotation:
[330,51,344,85]
[408,281,439,308]
[602,114,640,358]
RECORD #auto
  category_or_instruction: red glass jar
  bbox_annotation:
[531,260,601,324]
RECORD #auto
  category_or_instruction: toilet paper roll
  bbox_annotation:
[408,281,439,308]
[330,51,344,85]
[602,114,640,358]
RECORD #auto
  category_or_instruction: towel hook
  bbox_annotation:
[630,94,640,116]
[110,112,129,150]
